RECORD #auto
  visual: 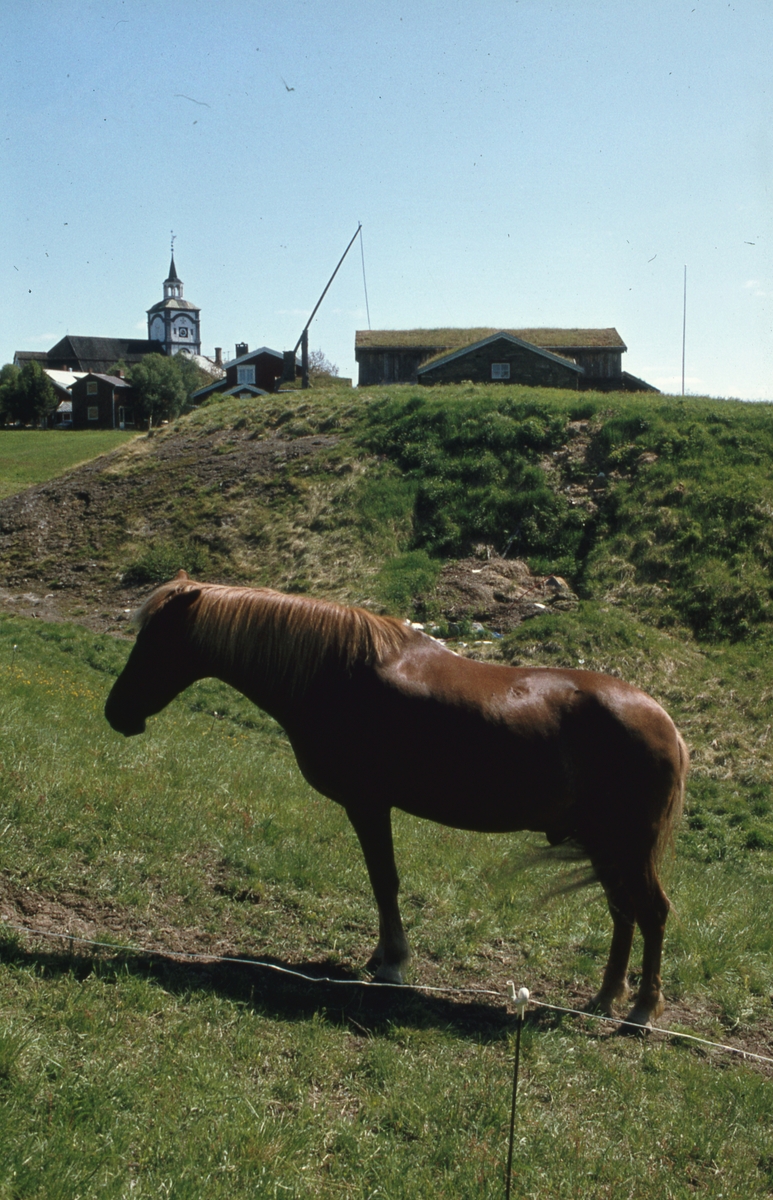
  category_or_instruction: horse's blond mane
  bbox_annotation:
[136,579,413,694]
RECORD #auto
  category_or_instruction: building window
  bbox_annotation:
[86,380,98,395]
[491,363,510,380]
[87,406,99,421]
[237,366,256,385]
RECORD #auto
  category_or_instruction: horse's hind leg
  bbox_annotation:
[346,805,410,984]
[587,877,635,1017]
[621,867,670,1032]
[590,860,670,1030]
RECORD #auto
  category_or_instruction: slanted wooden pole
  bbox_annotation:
[293,224,362,357]
[289,224,362,393]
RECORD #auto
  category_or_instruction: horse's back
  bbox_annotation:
[381,639,679,761]
[297,638,684,836]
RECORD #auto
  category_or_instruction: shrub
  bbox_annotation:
[361,392,587,565]
[122,540,211,586]
[374,550,441,612]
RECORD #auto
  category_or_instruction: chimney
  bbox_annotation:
[235,342,249,358]
[214,347,223,367]
[114,369,124,379]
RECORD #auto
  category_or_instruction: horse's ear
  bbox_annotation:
[153,584,202,616]
[168,585,201,608]
[175,569,189,581]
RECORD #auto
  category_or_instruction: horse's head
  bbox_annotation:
[105,572,203,737]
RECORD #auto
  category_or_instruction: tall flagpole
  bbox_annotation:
[681,265,687,397]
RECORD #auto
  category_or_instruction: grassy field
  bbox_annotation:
[2,600,773,1196]
[2,386,773,1196]
[0,430,135,500]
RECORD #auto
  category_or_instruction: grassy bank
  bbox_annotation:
[108,386,773,639]
[0,430,136,500]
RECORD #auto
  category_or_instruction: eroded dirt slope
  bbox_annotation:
[0,425,338,632]
[0,417,584,636]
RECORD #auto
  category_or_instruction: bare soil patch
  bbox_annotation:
[3,875,771,1069]
[0,426,338,633]
[429,553,578,634]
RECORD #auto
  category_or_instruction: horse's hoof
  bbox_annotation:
[584,995,615,1018]
[617,1003,657,1035]
[373,963,404,985]
[618,990,664,1034]
[584,987,628,1018]
[617,1018,652,1036]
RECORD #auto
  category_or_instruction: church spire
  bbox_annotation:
[147,239,201,357]
[163,234,183,300]
[165,231,180,293]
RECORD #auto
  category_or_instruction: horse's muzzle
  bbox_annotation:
[119,719,146,737]
[104,695,146,736]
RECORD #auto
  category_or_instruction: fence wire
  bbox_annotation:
[3,919,773,1067]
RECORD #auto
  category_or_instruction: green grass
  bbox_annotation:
[0,430,136,499]
[2,609,773,1197]
[358,387,773,634]
[3,385,773,1194]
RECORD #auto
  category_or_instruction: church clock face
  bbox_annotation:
[150,316,165,342]
[174,316,193,340]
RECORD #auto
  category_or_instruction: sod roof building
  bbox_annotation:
[355,327,657,391]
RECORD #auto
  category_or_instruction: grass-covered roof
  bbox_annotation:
[355,327,626,351]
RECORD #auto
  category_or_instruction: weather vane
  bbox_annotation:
[170,230,176,256]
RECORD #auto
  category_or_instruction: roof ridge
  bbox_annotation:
[355,327,625,350]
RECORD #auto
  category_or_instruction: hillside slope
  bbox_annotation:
[1,383,771,643]
[2,382,773,1126]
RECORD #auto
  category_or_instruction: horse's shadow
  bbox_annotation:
[0,936,567,1042]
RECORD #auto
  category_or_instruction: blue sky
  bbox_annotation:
[2,0,771,398]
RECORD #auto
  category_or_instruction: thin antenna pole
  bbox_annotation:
[294,224,362,354]
[359,222,371,330]
[681,265,687,397]
[504,1015,523,1200]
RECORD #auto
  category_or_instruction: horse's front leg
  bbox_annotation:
[346,804,410,984]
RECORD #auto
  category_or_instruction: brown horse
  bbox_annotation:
[105,572,688,1029]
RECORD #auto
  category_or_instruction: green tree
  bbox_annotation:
[0,364,20,422]
[124,354,209,426]
[175,353,212,401]
[0,361,56,425]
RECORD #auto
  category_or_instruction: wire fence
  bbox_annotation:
[3,918,772,1068]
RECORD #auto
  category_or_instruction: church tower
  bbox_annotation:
[147,241,201,357]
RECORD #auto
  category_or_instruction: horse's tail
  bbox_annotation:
[547,723,689,894]
[655,728,689,868]
[526,724,689,898]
